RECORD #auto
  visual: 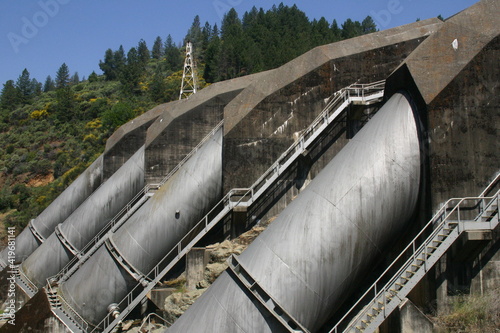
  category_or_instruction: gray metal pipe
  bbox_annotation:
[167,92,422,332]
[0,155,103,267]
[20,147,145,288]
[59,129,223,325]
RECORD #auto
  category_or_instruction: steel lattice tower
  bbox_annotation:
[179,42,198,100]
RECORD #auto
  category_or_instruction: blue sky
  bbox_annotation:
[0,0,478,85]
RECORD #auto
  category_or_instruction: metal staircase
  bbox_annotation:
[89,81,385,333]
[16,268,38,298]
[329,175,499,333]
[46,284,88,333]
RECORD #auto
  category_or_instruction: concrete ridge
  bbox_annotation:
[395,0,500,104]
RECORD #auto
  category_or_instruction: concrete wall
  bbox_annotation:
[144,72,268,184]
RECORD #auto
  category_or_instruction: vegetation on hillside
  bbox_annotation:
[433,290,500,332]
[0,3,377,240]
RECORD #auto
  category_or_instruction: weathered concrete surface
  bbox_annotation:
[399,298,434,333]
[379,298,434,333]
[144,72,269,184]
[0,290,59,333]
[103,102,176,179]
[147,288,175,311]
[185,248,209,291]
[223,18,442,195]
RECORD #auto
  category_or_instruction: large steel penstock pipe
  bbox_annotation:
[168,92,422,332]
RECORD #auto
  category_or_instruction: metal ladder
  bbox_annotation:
[91,81,386,333]
[329,175,499,333]
[46,285,88,333]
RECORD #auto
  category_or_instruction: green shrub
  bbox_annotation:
[102,102,135,130]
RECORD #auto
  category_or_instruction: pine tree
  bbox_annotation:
[119,47,142,95]
[114,46,126,78]
[331,19,342,41]
[71,72,80,85]
[55,63,75,122]
[137,39,150,65]
[99,48,116,81]
[31,78,42,95]
[341,19,363,39]
[152,36,164,59]
[43,75,55,92]
[0,80,20,111]
[311,17,334,47]
[203,25,221,83]
[219,8,244,79]
[186,15,202,50]
[165,35,182,71]
[55,63,71,88]
[361,16,377,34]
[199,21,213,62]
[16,68,33,104]
[149,67,167,103]
[88,71,98,83]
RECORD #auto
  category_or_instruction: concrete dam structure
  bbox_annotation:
[3,0,499,332]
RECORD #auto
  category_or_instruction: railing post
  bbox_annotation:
[383,290,386,317]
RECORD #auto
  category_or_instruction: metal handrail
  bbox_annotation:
[93,81,386,333]
[137,313,172,331]
[329,185,499,333]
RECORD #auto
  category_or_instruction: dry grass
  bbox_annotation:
[434,289,500,333]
